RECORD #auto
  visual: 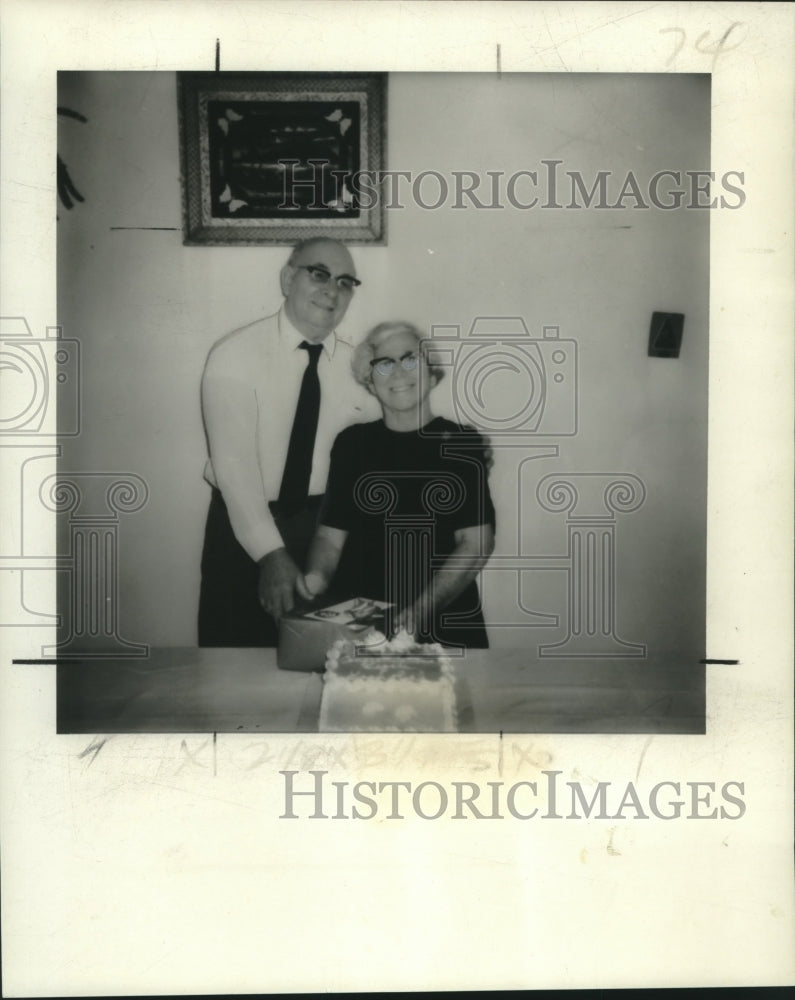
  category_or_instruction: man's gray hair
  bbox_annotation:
[286,237,345,266]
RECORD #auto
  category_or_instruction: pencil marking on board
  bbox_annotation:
[661,22,746,71]
[78,735,111,765]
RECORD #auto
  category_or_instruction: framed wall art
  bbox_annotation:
[178,71,387,245]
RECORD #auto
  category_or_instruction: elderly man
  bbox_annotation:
[198,238,377,646]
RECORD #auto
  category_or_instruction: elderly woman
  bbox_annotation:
[296,320,495,647]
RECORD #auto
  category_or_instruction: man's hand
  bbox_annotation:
[258,548,301,620]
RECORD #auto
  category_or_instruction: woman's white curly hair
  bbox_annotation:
[351,320,445,391]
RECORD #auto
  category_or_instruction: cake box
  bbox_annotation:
[277,597,393,672]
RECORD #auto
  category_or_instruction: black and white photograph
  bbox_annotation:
[1,1,792,995]
[53,68,709,737]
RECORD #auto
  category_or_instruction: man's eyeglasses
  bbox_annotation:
[296,264,361,292]
[370,353,420,377]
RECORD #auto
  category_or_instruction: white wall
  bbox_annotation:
[57,71,708,658]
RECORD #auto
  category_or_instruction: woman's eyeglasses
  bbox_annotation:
[296,264,361,292]
[370,353,420,377]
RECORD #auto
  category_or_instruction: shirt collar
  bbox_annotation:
[279,307,337,359]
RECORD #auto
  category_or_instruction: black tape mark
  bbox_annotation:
[700,658,740,664]
[13,659,69,664]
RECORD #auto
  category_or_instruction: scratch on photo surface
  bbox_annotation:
[640,693,672,716]
[397,735,416,766]
[139,945,180,977]
[537,2,660,58]
[635,734,654,782]
[146,777,260,811]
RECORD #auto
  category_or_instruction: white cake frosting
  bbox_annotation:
[319,630,458,733]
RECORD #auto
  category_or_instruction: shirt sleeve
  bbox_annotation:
[445,430,497,532]
[319,429,359,532]
[201,344,284,562]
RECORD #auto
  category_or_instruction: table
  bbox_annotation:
[57,647,705,734]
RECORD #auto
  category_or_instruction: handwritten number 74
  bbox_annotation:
[661,23,746,70]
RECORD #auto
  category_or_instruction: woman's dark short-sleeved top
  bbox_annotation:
[320,417,495,648]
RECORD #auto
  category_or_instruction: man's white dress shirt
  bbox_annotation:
[201,308,378,562]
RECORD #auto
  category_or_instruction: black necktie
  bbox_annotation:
[278,341,323,514]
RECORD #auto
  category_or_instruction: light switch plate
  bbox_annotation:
[648,312,684,358]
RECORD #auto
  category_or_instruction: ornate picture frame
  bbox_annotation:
[178,71,387,245]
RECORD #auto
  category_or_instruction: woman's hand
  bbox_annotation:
[300,525,348,607]
[295,571,328,603]
[391,524,495,639]
[391,601,425,639]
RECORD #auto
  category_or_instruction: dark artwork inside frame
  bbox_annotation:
[207,99,362,220]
